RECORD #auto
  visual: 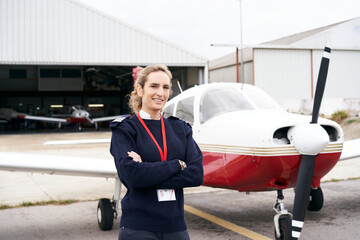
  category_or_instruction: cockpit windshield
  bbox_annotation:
[199,86,281,124]
[245,88,281,110]
[200,88,253,124]
[72,105,86,111]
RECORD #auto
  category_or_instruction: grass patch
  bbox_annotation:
[345,119,356,125]
[20,199,78,207]
[331,110,349,124]
[0,199,79,210]
[348,177,360,181]
[0,204,12,210]
[322,178,345,183]
[322,177,360,183]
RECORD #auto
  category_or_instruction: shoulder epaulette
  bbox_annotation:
[168,115,180,121]
[167,115,193,129]
[110,115,130,128]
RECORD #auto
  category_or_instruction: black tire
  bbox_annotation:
[275,216,292,240]
[97,198,114,231]
[307,187,324,211]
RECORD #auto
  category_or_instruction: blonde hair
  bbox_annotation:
[129,64,172,114]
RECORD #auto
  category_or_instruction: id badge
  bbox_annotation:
[157,189,176,202]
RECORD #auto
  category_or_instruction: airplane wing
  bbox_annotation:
[20,115,67,123]
[339,138,360,161]
[92,115,130,123]
[2,136,357,180]
[44,139,111,145]
[0,151,117,178]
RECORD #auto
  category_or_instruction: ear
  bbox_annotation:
[136,84,143,97]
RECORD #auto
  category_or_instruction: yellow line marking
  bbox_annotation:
[184,205,272,240]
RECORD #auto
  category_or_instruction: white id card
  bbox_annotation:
[157,189,176,202]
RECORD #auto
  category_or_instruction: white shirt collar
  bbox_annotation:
[139,110,160,120]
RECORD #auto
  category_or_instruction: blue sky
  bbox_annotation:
[77,0,360,59]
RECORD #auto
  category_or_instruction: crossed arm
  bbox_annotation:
[110,121,203,190]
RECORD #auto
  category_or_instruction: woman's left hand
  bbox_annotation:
[127,151,142,163]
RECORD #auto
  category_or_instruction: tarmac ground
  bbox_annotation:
[1,131,360,240]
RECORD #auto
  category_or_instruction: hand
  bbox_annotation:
[179,160,187,170]
[127,151,142,163]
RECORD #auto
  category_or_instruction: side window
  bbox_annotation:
[175,97,194,125]
[163,104,174,118]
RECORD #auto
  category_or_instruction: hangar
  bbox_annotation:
[0,0,207,131]
[209,17,360,116]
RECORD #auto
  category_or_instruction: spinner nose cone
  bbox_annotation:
[288,123,329,155]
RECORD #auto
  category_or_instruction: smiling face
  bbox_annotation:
[137,71,171,119]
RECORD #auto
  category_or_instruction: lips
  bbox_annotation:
[153,98,164,104]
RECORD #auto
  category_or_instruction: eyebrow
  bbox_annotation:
[149,83,170,87]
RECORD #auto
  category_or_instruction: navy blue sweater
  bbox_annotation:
[110,115,203,232]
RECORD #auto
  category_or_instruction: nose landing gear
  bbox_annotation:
[273,190,292,240]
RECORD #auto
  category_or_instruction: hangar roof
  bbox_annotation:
[209,17,360,70]
[262,21,346,45]
[0,0,207,66]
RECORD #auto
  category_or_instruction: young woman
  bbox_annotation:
[110,64,204,240]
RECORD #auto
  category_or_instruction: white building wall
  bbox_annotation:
[253,48,312,100]
[243,62,253,85]
[209,62,252,84]
[0,0,207,66]
[312,49,360,115]
[253,48,360,116]
[312,49,360,98]
[209,65,237,83]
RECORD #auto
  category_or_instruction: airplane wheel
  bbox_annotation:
[97,198,114,231]
[275,216,291,240]
[307,187,323,211]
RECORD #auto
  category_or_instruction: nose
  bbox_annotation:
[156,89,164,97]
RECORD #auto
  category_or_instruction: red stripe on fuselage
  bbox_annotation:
[66,118,88,123]
[202,151,341,192]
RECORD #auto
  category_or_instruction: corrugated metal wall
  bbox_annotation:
[209,62,253,84]
[209,65,237,83]
[0,0,206,66]
[252,47,360,115]
[313,49,360,98]
[253,48,312,100]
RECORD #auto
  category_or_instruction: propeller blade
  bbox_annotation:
[291,44,331,239]
[311,43,331,124]
[291,155,316,239]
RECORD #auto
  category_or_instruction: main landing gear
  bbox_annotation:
[97,178,122,231]
[273,188,324,240]
[308,188,323,211]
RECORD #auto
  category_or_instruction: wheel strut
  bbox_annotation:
[273,190,292,239]
[112,178,122,219]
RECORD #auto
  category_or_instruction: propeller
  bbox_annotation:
[288,43,331,239]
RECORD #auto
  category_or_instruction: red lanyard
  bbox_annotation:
[137,113,167,162]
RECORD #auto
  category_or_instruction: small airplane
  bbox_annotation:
[0,108,22,124]
[163,43,341,239]
[0,105,124,131]
[1,44,360,239]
